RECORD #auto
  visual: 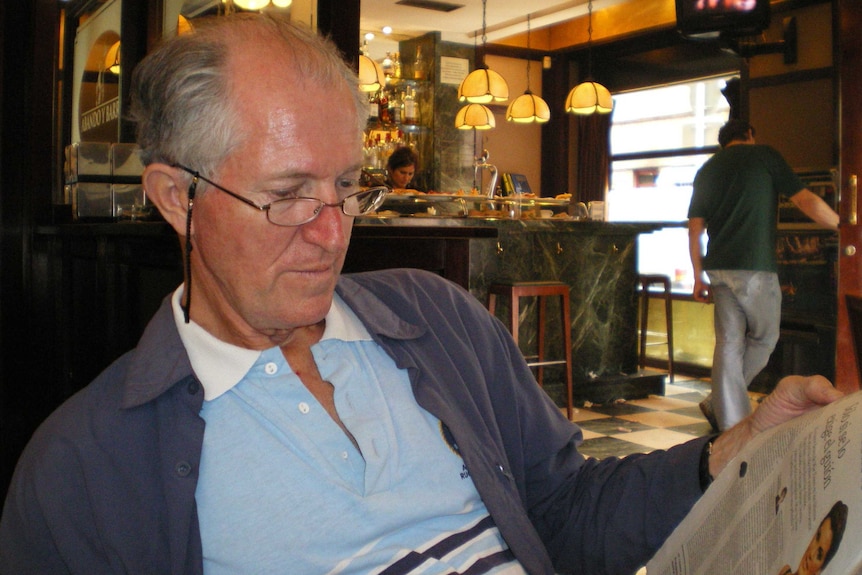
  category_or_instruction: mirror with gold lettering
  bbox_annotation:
[72,0,122,143]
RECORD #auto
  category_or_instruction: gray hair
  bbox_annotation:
[128,13,366,176]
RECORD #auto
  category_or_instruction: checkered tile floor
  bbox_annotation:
[566,376,764,459]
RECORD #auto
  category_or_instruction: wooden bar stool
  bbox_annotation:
[487,281,574,419]
[637,274,675,382]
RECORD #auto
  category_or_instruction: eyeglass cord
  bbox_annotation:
[182,175,198,324]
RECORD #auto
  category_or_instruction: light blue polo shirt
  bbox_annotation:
[172,289,526,574]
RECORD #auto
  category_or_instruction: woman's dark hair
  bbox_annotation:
[717,119,754,148]
[822,500,848,569]
[387,146,418,171]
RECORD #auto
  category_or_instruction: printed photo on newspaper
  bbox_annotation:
[644,390,862,575]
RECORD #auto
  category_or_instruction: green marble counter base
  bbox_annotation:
[352,217,665,403]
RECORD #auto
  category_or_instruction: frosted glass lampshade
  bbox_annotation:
[358,54,385,92]
[458,68,509,104]
[104,41,121,75]
[506,92,550,123]
[233,0,271,9]
[455,103,496,130]
[565,81,614,115]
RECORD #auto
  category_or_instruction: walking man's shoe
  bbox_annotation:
[699,396,720,433]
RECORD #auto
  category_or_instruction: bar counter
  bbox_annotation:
[350,216,666,402]
[34,217,665,404]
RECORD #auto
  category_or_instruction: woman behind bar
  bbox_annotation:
[386,145,420,191]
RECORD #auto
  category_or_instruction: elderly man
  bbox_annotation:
[0,13,843,575]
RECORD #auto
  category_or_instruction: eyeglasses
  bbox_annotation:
[172,164,389,324]
[174,164,389,227]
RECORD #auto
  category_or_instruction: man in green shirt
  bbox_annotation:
[688,120,839,431]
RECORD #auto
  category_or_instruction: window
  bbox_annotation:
[606,75,735,293]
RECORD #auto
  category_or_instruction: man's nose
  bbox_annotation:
[301,196,351,247]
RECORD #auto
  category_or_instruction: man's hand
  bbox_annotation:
[687,218,710,302]
[708,375,843,478]
[692,277,711,303]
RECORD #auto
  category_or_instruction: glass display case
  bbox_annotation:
[368,192,574,220]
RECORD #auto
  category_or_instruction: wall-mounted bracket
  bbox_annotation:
[720,16,798,65]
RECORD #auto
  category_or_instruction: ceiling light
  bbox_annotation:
[506,14,550,123]
[232,0,292,9]
[458,0,508,104]
[455,103,496,130]
[565,0,613,115]
[104,41,121,75]
[565,81,613,114]
[382,26,392,35]
[358,54,385,92]
[507,92,550,123]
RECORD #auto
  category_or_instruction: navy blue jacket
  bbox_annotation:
[1,269,707,574]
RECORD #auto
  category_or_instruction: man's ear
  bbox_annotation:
[143,163,191,236]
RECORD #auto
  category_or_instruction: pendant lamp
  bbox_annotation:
[506,15,550,123]
[104,41,121,75]
[458,0,509,104]
[565,0,613,115]
[233,0,292,9]
[359,54,385,93]
[455,103,496,130]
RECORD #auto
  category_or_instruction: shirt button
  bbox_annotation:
[298,402,310,414]
[264,362,278,375]
[341,451,349,460]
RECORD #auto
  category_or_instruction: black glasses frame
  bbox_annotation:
[173,164,388,323]
[173,164,388,227]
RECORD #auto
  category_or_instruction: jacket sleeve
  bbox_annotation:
[526,430,708,574]
[469,287,708,574]
[476,332,707,572]
[0,427,113,574]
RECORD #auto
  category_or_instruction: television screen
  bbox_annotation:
[675,0,771,38]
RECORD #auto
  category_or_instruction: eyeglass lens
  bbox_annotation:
[266,187,388,226]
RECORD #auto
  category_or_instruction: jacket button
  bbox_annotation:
[187,380,200,395]
[175,461,192,477]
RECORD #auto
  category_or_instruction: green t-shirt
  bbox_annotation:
[687,144,804,272]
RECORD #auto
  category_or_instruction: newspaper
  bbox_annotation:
[645,390,862,575]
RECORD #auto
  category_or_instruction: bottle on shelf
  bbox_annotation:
[389,91,404,126]
[402,86,419,126]
[393,52,402,79]
[382,52,394,78]
[413,46,426,80]
[378,90,391,125]
[367,91,380,127]
[363,126,416,171]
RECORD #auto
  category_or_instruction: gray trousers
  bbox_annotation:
[706,270,781,430]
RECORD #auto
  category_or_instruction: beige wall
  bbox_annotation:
[748,3,835,168]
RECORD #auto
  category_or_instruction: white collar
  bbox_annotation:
[170,286,372,401]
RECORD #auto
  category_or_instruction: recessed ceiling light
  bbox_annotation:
[382,26,392,35]
[365,32,375,41]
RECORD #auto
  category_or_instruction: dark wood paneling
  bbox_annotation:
[835,0,862,393]
[1,0,62,497]
[316,0,359,68]
[540,55,571,199]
